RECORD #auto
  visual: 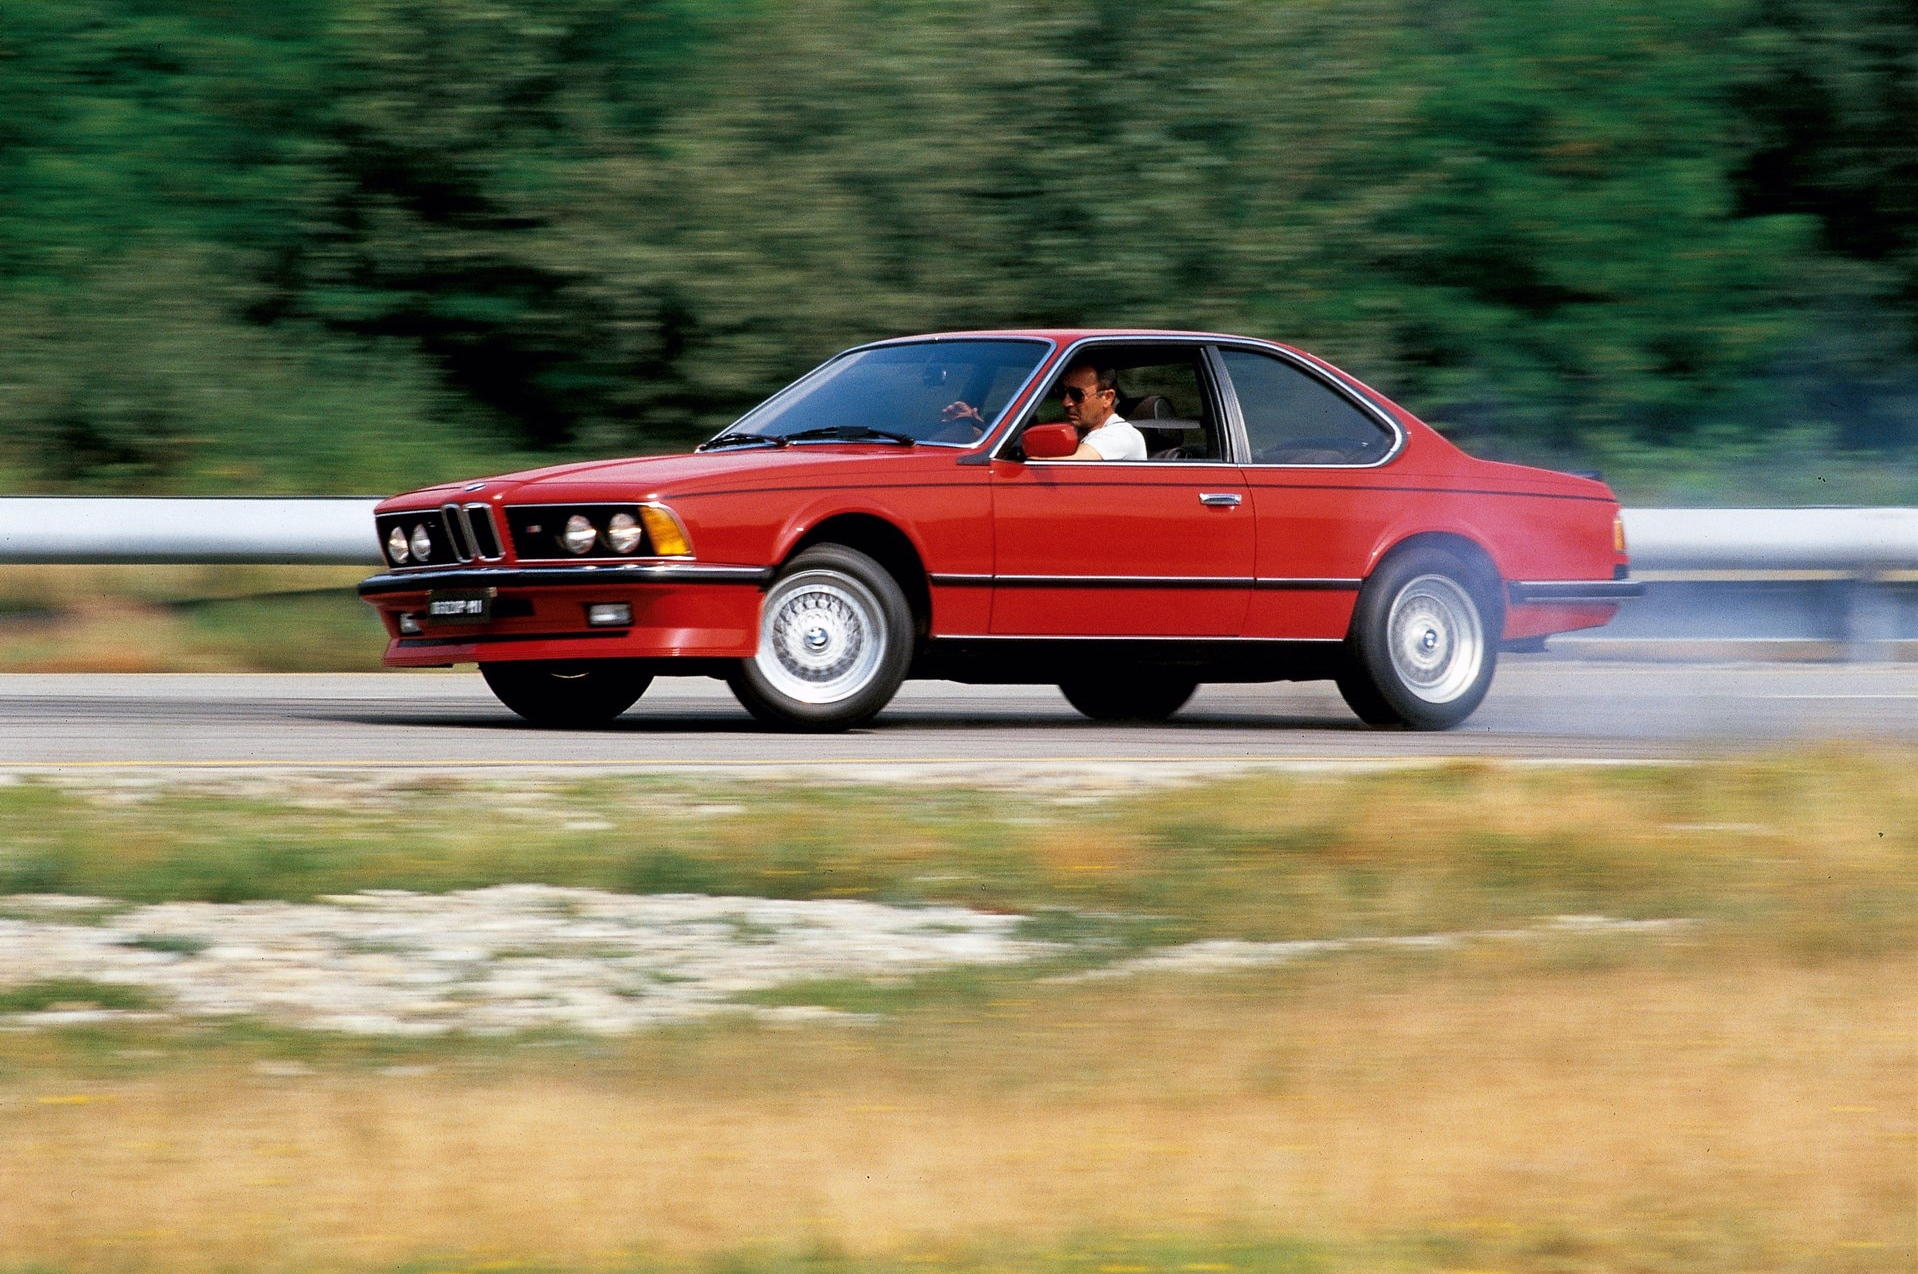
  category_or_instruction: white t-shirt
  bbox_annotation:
[1083,414,1147,461]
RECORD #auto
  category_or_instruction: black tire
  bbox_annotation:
[480,659,653,728]
[727,544,914,731]
[1340,546,1500,730]
[1060,674,1198,723]
[1333,666,1402,726]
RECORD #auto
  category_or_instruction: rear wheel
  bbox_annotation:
[1060,674,1198,723]
[1339,547,1498,730]
[480,660,653,728]
[728,544,913,730]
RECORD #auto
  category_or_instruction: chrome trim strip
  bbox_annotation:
[1015,460,1243,467]
[956,574,1255,590]
[1507,580,1646,603]
[360,562,772,596]
[464,502,504,561]
[931,633,1343,644]
[439,503,471,561]
[927,573,1359,591]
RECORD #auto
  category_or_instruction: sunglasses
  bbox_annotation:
[1059,385,1110,403]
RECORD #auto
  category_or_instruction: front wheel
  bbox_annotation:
[1060,674,1198,723]
[1339,548,1499,730]
[480,660,653,728]
[727,544,914,730]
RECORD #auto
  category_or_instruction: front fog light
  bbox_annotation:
[563,514,597,555]
[386,526,410,564]
[398,613,422,635]
[605,511,643,554]
[586,603,632,627]
[410,523,433,561]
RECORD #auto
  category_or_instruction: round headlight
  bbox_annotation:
[605,512,643,554]
[410,524,433,562]
[562,514,596,555]
[386,526,410,564]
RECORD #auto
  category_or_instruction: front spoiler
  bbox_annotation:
[358,561,773,596]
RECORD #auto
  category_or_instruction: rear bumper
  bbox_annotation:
[1506,579,1647,605]
[360,561,768,666]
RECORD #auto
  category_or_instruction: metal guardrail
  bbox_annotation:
[1623,507,1918,571]
[4,499,1914,570]
[0,498,1913,658]
[0,497,381,565]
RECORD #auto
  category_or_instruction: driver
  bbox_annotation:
[1048,361,1145,460]
[942,359,1146,460]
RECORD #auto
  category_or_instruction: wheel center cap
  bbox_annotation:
[1420,628,1440,652]
[803,625,831,652]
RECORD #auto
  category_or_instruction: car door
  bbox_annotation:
[1215,344,1405,640]
[987,344,1253,637]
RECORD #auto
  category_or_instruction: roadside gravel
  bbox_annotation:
[0,886,1047,1035]
[0,887,1694,1037]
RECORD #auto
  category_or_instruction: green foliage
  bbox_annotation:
[0,0,1914,492]
[0,979,156,1014]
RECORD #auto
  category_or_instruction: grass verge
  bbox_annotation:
[0,755,1911,1273]
[1,748,1912,957]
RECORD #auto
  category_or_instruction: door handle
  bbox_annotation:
[1198,492,1243,507]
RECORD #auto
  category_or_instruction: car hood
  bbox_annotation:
[377,445,956,511]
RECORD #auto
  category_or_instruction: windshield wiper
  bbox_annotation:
[698,432,786,451]
[779,425,918,446]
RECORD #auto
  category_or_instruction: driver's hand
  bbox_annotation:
[940,400,984,424]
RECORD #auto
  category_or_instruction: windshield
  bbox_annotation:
[719,339,1049,445]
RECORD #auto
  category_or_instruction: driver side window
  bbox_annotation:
[1220,348,1393,465]
[1026,346,1224,461]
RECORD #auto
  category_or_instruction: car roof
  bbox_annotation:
[860,328,1268,345]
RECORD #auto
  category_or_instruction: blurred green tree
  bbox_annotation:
[0,0,1912,494]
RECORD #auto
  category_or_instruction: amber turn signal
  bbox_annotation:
[638,504,693,556]
[1613,514,1627,553]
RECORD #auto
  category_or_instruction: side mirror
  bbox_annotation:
[1020,422,1079,459]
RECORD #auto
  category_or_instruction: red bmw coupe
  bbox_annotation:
[359,330,1640,730]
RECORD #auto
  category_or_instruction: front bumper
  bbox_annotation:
[358,561,771,666]
[358,562,773,595]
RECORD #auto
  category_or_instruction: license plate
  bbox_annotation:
[425,589,493,625]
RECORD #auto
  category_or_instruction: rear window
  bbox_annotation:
[1220,348,1394,465]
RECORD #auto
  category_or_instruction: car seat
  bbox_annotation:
[1124,394,1209,460]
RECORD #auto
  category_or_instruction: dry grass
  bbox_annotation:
[7,753,1914,962]
[3,952,1911,1274]
[0,565,381,671]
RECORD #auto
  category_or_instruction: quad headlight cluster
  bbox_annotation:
[507,504,692,560]
[558,512,645,555]
[386,522,435,565]
[380,502,692,566]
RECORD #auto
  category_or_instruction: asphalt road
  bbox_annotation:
[0,658,1913,774]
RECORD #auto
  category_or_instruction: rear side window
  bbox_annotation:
[1219,348,1394,465]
